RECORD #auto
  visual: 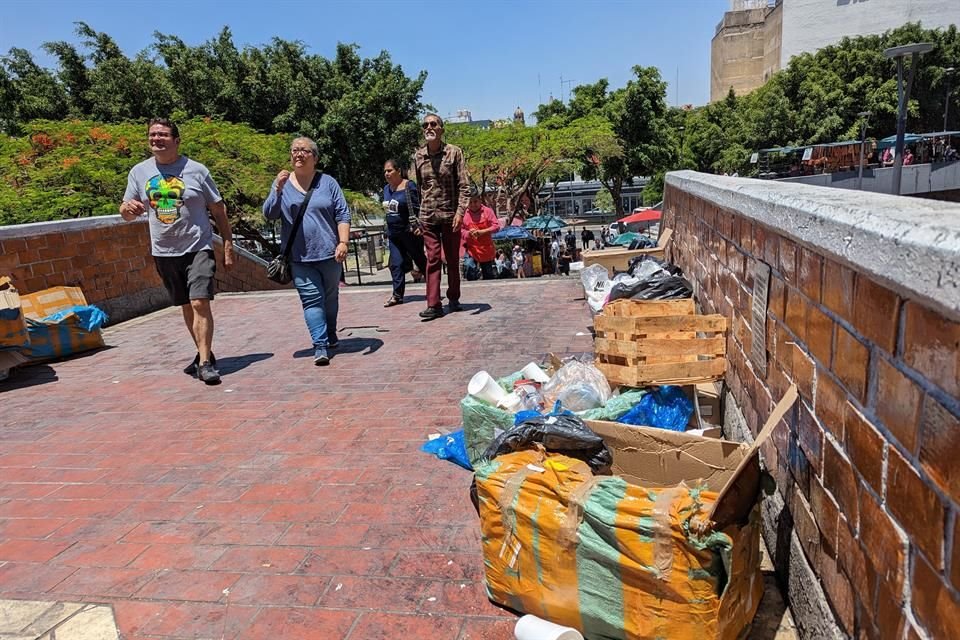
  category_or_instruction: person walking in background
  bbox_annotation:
[512,243,526,279]
[410,114,471,321]
[263,136,350,366]
[461,186,500,280]
[119,118,234,385]
[495,249,510,278]
[381,158,426,307]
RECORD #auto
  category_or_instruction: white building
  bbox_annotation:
[780,0,960,66]
[711,0,960,102]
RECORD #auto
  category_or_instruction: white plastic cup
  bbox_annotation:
[468,370,506,406]
[514,614,584,640]
[520,362,551,384]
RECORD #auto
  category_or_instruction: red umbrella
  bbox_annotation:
[618,209,662,224]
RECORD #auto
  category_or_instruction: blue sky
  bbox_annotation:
[1,0,728,122]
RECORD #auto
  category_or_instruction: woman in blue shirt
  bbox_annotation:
[263,137,351,366]
[382,158,426,307]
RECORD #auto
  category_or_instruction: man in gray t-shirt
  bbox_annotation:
[119,118,234,384]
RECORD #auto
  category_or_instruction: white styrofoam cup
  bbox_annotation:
[520,362,551,383]
[468,370,506,405]
[514,614,584,640]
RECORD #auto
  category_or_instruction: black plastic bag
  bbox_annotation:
[482,414,613,474]
[606,255,693,302]
[627,236,656,250]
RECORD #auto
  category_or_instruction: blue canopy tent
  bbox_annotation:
[522,215,567,231]
[492,226,534,241]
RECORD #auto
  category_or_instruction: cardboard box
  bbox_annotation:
[0,276,30,354]
[477,385,798,640]
[695,381,724,422]
[582,228,674,275]
[19,286,105,361]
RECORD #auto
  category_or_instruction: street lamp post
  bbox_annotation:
[884,43,935,196]
[945,67,956,133]
[857,110,871,191]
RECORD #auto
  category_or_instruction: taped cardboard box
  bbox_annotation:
[20,286,105,361]
[476,386,798,640]
[0,277,29,353]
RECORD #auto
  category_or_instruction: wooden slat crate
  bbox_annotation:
[594,298,728,386]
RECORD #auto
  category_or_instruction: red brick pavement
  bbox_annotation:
[0,279,594,639]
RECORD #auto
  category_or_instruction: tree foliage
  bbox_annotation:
[446,116,621,216]
[1,23,427,193]
[532,67,674,215]
[0,118,372,251]
[679,22,960,176]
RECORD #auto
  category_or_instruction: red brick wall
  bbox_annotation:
[0,217,288,324]
[663,185,960,639]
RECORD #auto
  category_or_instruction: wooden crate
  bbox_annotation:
[594,298,728,386]
[582,228,673,275]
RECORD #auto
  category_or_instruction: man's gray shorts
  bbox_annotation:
[153,249,216,307]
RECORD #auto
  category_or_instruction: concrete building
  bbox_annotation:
[711,0,960,102]
[711,2,770,102]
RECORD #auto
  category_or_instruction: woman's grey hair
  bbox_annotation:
[291,136,319,157]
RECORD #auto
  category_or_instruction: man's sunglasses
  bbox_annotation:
[422,121,442,129]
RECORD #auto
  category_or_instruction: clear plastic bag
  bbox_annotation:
[542,360,612,412]
[580,264,612,313]
[579,388,647,421]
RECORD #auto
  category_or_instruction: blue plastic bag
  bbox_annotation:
[513,401,574,425]
[617,385,693,431]
[421,430,473,471]
[41,305,108,332]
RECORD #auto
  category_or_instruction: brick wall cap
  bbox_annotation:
[666,170,960,321]
[0,214,144,240]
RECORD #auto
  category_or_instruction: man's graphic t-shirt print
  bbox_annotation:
[146,174,186,224]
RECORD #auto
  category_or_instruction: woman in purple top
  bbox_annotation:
[263,137,351,366]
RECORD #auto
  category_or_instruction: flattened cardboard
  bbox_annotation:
[20,286,89,320]
[0,349,27,371]
[585,419,747,492]
[710,384,798,529]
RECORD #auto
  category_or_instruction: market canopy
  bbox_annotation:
[618,209,662,224]
[492,226,534,241]
[522,215,567,231]
[876,133,924,150]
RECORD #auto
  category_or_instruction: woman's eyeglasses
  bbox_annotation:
[291,148,313,156]
[421,121,441,130]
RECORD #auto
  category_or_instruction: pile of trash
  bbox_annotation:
[582,255,693,314]
[0,280,108,381]
[420,353,799,640]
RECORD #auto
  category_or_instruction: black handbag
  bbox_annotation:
[266,172,320,284]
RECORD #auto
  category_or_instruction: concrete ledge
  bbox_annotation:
[0,214,141,240]
[666,170,960,321]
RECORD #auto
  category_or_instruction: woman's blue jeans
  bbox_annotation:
[291,260,341,348]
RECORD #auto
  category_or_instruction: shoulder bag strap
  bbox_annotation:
[405,179,420,222]
[282,172,320,259]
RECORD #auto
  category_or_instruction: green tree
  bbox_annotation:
[593,187,614,212]
[448,116,621,216]
[3,25,429,193]
[0,119,370,251]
